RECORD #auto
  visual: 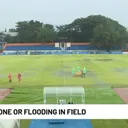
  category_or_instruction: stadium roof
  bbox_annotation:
[43,86,85,97]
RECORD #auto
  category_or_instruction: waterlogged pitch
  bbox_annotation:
[0,54,128,88]
[0,54,127,104]
[1,54,128,128]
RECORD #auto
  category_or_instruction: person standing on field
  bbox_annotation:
[17,73,22,82]
[77,66,81,72]
[72,67,76,76]
[8,73,12,83]
[83,67,87,77]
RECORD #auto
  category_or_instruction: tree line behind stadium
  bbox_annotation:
[1,15,128,51]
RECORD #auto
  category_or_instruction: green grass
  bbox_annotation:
[91,120,128,128]
[1,54,128,128]
[20,120,31,128]
[0,54,128,88]
[0,54,127,104]
[0,87,124,104]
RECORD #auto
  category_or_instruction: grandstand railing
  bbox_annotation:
[2,50,123,55]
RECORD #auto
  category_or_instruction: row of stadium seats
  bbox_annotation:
[5,45,97,51]
[5,46,61,50]
[5,45,121,51]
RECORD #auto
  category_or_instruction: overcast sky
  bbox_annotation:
[0,0,128,31]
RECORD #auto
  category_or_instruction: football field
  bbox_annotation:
[0,54,128,88]
[0,54,128,128]
[0,54,128,104]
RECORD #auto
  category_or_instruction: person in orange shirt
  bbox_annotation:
[17,73,22,82]
[8,73,12,83]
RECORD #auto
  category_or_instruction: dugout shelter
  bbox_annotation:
[43,86,85,104]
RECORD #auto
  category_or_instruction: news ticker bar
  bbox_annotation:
[0,105,127,119]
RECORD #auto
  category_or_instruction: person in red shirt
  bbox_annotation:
[17,73,22,82]
[8,73,12,83]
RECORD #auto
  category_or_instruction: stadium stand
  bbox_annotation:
[5,44,61,51]
[4,42,97,51]
[2,42,122,55]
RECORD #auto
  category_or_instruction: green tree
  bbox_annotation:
[4,35,18,43]
[91,16,127,51]
[4,15,128,48]
[16,20,57,42]
[37,24,57,42]
[57,15,128,50]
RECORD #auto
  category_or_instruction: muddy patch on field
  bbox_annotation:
[95,59,113,61]
[23,68,43,76]
[76,60,81,62]
[62,66,70,69]
[72,60,82,62]
[53,70,109,86]
[0,67,6,71]
[86,71,96,76]
[23,70,37,77]
[86,71,110,86]
[84,59,92,61]
[25,68,41,71]
[44,68,50,71]
[53,70,72,77]
[113,68,128,73]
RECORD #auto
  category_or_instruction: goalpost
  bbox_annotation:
[43,87,85,104]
